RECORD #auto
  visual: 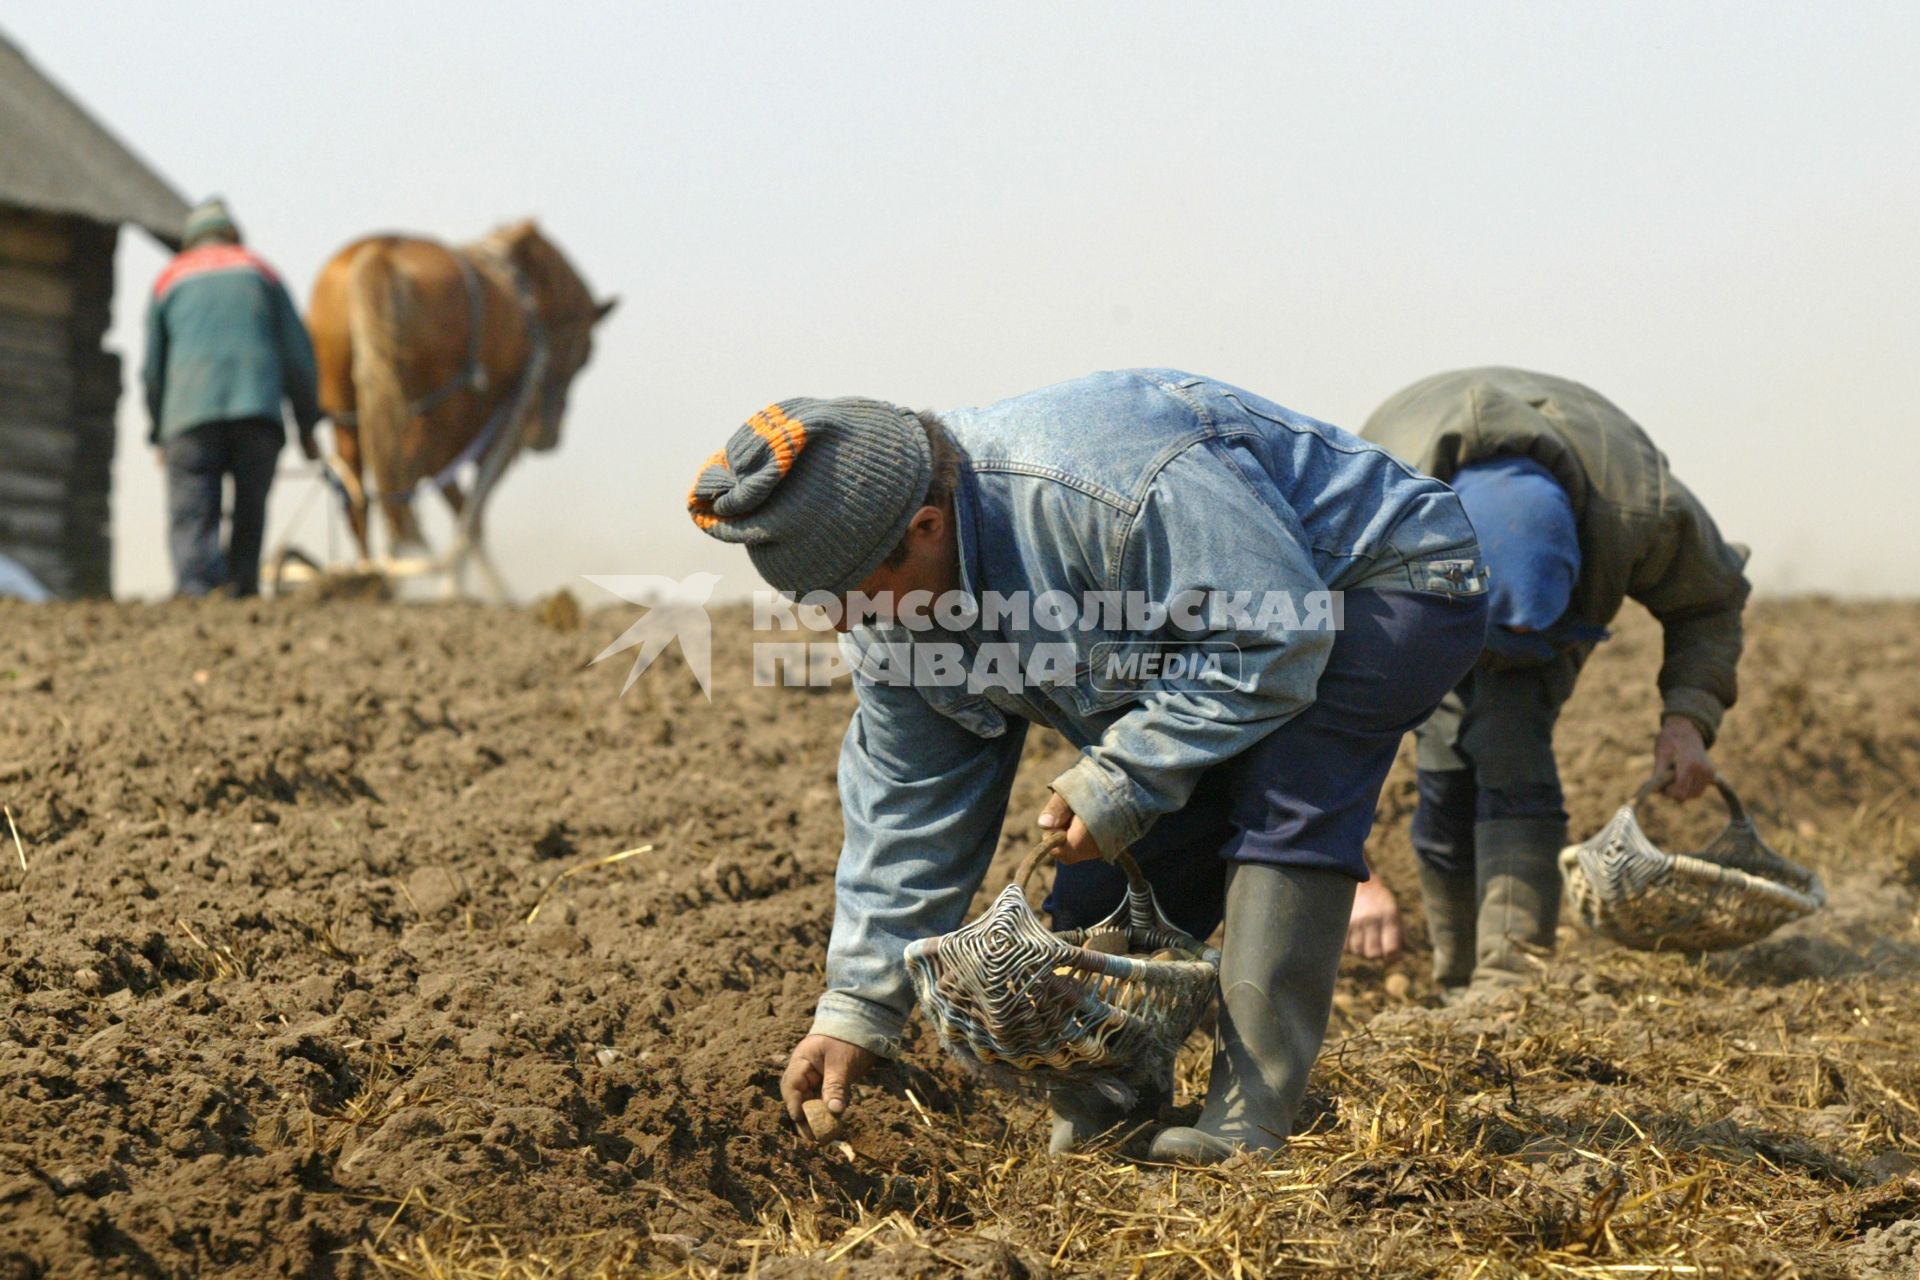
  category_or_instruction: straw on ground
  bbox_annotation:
[5,803,23,872]
[525,844,656,924]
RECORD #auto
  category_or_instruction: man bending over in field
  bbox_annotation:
[1359,367,1751,997]
[686,370,1489,1162]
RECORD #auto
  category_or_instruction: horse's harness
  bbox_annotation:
[326,242,549,506]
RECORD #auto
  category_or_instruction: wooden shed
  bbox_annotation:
[0,32,189,598]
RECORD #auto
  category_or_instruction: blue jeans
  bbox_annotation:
[165,418,283,598]
[1408,644,1592,876]
[1046,586,1490,940]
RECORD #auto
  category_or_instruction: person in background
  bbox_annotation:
[1361,367,1750,996]
[144,197,320,598]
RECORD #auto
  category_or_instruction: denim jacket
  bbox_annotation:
[815,370,1482,1055]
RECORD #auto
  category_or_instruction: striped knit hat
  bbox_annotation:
[688,398,934,595]
[183,197,241,247]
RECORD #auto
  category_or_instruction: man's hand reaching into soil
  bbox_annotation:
[1653,715,1715,802]
[781,1034,876,1127]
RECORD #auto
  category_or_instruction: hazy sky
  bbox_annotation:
[9,1,1918,600]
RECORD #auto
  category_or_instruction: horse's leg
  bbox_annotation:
[469,525,508,604]
[447,483,506,603]
[476,549,508,604]
[345,243,433,571]
[438,479,469,599]
[379,496,433,575]
[459,446,517,605]
[307,251,373,569]
[332,424,373,567]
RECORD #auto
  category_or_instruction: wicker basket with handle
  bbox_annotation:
[1560,775,1825,952]
[904,838,1220,1103]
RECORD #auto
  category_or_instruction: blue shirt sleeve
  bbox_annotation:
[270,279,321,433]
[814,642,1029,1056]
[142,296,167,445]
[1047,439,1337,856]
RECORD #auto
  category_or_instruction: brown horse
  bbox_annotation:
[306,220,615,597]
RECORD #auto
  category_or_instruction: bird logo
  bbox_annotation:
[583,573,724,700]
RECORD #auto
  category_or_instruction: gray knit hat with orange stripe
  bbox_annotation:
[688,399,934,595]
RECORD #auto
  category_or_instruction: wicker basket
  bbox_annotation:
[903,841,1220,1101]
[1560,776,1825,952]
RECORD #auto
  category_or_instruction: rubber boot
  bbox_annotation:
[1470,817,1568,991]
[1417,863,1478,992]
[1148,864,1353,1164]
[1049,1079,1168,1155]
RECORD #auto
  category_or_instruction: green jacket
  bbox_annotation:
[143,244,320,445]
[1362,367,1750,743]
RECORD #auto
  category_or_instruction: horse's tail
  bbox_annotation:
[344,244,426,553]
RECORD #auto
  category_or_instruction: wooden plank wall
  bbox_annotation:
[0,205,120,598]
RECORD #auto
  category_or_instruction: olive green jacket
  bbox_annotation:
[1363,367,1750,743]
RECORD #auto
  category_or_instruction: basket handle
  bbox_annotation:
[1014,831,1151,900]
[1631,768,1748,824]
[1014,832,1217,959]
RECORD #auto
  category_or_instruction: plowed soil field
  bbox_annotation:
[3,596,1917,1278]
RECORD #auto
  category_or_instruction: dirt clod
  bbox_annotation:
[802,1097,842,1143]
[535,587,583,632]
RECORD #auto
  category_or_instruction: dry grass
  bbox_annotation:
[525,844,657,925]
[172,915,254,981]
[358,998,1919,1275]
[355,818,1920,1279]
[310,1050,446,1159]
[4,802,24,871]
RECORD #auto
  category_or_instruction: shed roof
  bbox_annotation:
[0,31,190,244]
